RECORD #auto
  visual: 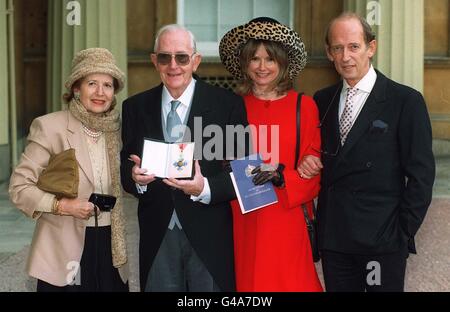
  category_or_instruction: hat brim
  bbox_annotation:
[219,20,307,80]
[65,64,125,94]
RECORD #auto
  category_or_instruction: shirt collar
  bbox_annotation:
[162,78,197,108]
[343,65,377,93]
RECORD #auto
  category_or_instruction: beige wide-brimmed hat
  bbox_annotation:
[65,47,125,93]
[219,17,307,80]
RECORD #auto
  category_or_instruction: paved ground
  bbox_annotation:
[1,157,449,292]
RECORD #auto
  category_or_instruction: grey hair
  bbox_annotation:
[154,24,197,53]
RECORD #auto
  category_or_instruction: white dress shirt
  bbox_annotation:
[339,65,377,126]
[136,78,211,204]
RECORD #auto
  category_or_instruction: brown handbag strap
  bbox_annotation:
[294,92,304,169]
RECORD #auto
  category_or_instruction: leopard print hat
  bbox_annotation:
[219,17,307,80]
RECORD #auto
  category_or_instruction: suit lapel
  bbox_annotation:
[336,71,389,162]
[320,82,342,180]
[186,80,211,134]
[145,84,165,140]
[324,84,342,159]
[66,112,95,186]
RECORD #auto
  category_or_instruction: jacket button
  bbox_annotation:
[366,162,372,168]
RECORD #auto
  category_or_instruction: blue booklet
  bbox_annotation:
[229,154,278,214]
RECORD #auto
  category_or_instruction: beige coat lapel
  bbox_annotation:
[66,112,95,186]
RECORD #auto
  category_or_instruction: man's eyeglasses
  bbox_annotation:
[314,86,341,157]
[312,144,340,157]
[155,53,195,66]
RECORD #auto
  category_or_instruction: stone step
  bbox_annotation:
[433,139,450,157]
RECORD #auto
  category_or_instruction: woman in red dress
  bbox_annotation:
[219,17,323,291]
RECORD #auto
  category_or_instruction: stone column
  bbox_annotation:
[47,0,128,112]
[0,0,9,147]
[344,0,424,93]
[0,0,17,180]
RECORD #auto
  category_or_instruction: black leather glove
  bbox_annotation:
[251,163,285,188]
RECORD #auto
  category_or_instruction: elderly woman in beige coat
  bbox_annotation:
[9,48,128,292]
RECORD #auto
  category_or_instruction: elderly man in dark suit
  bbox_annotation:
[299,12,435,291]
[120,24,248,292]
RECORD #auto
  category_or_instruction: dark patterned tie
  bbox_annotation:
[166,100,182,142]
[339,87,357,145]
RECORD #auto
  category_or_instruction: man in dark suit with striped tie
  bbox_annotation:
[299,12,435,291]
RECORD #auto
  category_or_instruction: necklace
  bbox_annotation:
[252,87,277,98]
[82,124,103,142]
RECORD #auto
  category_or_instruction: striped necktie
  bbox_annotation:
[339,87,357,145]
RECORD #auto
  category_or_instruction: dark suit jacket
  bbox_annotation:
[314,70,435,255]
[120,79,248,291]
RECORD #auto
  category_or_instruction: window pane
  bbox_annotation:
[185,0,218,41]
[182,0,292,56]
[220,0,253,37]
[254,0,291,26]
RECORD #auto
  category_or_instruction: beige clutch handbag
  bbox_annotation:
[37,148,79,199]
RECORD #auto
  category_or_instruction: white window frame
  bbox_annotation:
[177,0,294,60]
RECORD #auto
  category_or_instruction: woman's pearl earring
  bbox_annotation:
[74,92,80,101]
